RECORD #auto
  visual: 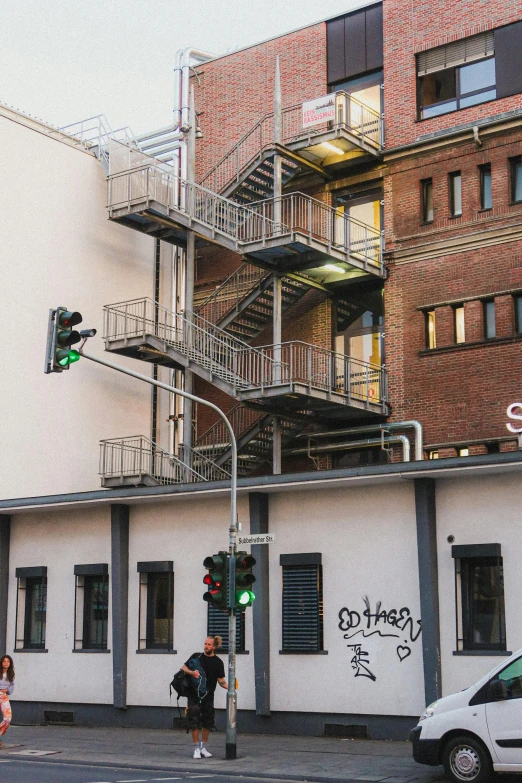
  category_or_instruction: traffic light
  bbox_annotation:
[203,552,228,609]
[45,307,83,373]
[235,551,256,608]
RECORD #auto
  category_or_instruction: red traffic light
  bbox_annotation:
[203,574,213,586]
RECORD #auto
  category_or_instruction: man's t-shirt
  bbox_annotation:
[185,652,225,695]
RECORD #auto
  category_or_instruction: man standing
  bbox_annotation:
[181,635,228,759]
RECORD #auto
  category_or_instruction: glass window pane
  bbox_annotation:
[480,166,492,209]
[450,173,462,216]
[427,310,436,349]
[513,160,522,203]
[515,296,522,334]
[499,655,522,699]
[459,58,496,95]
[469,562,503,647]
[420,69,456,107]
[455,306,465,343]
[84,576,108,649]
[24,577,47,648]
[421,100,457,119]
[459,89,496,109]
[484,300,496,339]
[423,179,433,222]
[146,572,173,648]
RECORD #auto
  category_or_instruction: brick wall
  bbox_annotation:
[193,23,326,181]
[384,0,522,149]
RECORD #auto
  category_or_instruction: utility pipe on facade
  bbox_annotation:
[294,420,424,461]
[285,434,411,462]
[78,346,240,759]
[272,56,283,475]
[182,86,197,459]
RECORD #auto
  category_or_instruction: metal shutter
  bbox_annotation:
[417,31,494,76]
[207,604,245,653]
[282,565,323,652]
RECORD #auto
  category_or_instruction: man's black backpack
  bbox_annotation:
[170,669,192,700]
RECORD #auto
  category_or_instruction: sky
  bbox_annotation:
[1,0,365,136]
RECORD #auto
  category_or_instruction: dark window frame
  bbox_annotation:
[455,554,507,652]
[449,171,463,217]
[417,55,496,120]
[281,556,324,653]
[74,568,109,652]
[15,575,47,651]
[421,178,434,223]
[137,563,174,652]
[509,156,522,204]
[479,163,492,210]
[514,294,522,334]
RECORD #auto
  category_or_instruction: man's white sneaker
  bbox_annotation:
[193,747,202,759]
[200,747,213,758]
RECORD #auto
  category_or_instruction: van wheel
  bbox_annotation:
[442,735,493,783]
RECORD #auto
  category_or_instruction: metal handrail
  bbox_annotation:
[247,193,383,271]
[193,403,265,462]
[196,263,269,324]
[103,298,387,408]
[199,91,383,195]
[98,435,228,485]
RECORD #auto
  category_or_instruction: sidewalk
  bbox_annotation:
[1,725,447,783]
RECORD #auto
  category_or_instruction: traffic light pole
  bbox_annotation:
[78,348,240,759]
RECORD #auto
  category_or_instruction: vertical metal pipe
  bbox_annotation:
[183,87,197,457]
[272,274,282,475]
[273,56,283,230]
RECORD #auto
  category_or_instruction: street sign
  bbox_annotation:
[237,533,275,545]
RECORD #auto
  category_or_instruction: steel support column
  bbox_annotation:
[111,504,129,709]
[0,516,11,655]
[249,493,271,716]
[414,478,442,707]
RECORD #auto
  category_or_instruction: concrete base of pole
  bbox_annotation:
[226,743,237,759]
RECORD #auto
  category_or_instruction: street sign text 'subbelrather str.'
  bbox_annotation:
[237,534,275,545]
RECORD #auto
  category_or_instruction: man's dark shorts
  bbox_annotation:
[186,696,215,730]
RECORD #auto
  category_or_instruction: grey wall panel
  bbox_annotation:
[365,4,384,72]
[0,517,10,655]
[345,11,367,79]
[249,492,270,716]
[327,17,346,85]
[111,504,129,710]
[495,21,522,100]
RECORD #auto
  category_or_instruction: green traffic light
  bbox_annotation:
[68,349,80,364]
[237,589,255,606]
[57,349,81,367]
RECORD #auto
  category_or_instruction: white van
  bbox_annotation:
[411,648,522,783]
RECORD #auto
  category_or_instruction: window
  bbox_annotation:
[74,565,109,651]
[515,295,522,334]
[207,604,245,653]
[421,178,433,223]
[15,567,47,651]
[449,171,462,216]
[454,305,465,344]
[428,450,439,460]
[417,32,496,119]
[453,544,506,652]
[510,157,522,204]
[137,561,174,651]
[459,448,469,457]
[280,554,324,653]
[497,655,522,699]
[479,164,492,209]
[425,309,436,349]
[484,300,496,339]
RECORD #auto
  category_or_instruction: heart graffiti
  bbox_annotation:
[397,645,411,662]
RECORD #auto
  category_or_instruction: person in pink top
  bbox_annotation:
[0,655,14,747]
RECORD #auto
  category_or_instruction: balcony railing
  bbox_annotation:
[196,263,268,325]
[194,402,265,463]
[99,435,229,486]
[103,298,387,409]
[200,91,383,195]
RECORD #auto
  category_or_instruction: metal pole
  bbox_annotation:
[79,347,239,758]
[272,57,283,476]
[183,86,197,459]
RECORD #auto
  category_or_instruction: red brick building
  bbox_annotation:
[106,0,522,476]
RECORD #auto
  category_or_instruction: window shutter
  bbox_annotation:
[207,605,245,653]
[418,31,494,75]
[495,21,522,100]
[282,564,323,652]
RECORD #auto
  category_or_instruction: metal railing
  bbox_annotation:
[248,194,383,271]
[98,435,218,485]
[194,403,265,463]
[196,263,269,324]
[103,298,387,407]
[200,91,383,195]
[107,164,282,244]
[59,116,137,170]
[235,341,386,405]
[108,165,382,271]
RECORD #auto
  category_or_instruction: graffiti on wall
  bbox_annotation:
[338,596,422,682]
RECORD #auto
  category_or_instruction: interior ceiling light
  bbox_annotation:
[322,142,344,155]
[323,263,345,273]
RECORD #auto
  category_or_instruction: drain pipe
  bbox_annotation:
[294,420,423,461]
[285,435,411,462]
[174,47,216,180]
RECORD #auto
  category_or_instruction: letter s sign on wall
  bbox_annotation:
[506,403,522,432]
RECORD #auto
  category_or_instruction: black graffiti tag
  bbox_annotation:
[347,644,377,681]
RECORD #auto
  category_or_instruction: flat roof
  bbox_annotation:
[1,450,521,515]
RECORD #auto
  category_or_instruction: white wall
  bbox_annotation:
[436,472,522,697]
[269,483,425,716]
[8,508,113,704]
[0,114,153,499]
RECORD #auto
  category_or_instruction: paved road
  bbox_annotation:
[0,760,296,783]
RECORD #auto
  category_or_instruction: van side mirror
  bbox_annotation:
[488,678,508,701]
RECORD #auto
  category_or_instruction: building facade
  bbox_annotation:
[1,0,522,739]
